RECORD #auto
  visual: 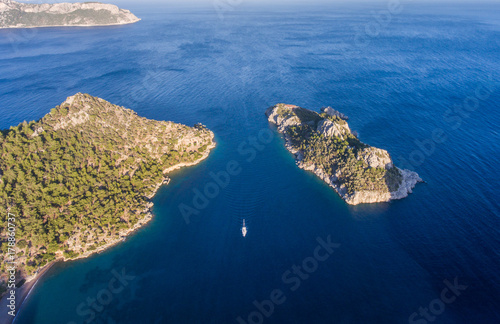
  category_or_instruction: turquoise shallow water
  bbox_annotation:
[1,2,500,323]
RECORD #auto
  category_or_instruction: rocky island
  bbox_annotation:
[0,94,215,295]
[266,104,422,205]
[0,0,139,29]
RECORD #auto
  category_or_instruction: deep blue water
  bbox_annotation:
[2,2,500,324]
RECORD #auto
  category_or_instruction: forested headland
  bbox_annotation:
[0,93,215,292]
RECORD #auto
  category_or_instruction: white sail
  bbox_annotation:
[242,219,247,237]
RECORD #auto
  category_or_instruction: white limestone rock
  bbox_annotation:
[0,0,140,28]
[357,147,394,169]
[317,119,351,139]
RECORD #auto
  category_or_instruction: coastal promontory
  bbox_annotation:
[0,0,140,28]
[266,104,422,205]
[0,94,215,292]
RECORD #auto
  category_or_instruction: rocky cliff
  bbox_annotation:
[266,104,422,205]
[0,0,140,28]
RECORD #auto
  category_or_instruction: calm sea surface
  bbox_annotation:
[1,2,499,323]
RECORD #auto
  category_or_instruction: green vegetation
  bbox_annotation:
[276,106,294,119]
[2,10,123,27]
[280,108,402,196]
[319,112,347,124]
[0,94,213,276]
[293,107,323,125]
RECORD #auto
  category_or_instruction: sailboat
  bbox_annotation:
[242,219,247,237]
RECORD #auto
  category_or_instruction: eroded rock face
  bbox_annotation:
[265,105,301,132]
[266,103,423,205]
[357,147,394,169]
[317,119,351,139]
[321,106,348,120]
[342,168,421,204]
[0,0,140,28]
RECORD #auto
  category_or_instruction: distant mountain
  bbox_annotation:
[0,0,140,28]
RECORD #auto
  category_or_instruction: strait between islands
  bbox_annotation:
[0,98,423,320]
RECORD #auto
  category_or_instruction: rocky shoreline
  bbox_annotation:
[0,0,140,29]
[0,133,215,324]
[266,104,422,205]
[0,21,140,29]
[63,132,216,263]
[297,158,421,205]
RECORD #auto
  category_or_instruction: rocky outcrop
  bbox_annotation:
[321,106,348,120]
[266,104,422,205]
[358,147,393,169]
[317,119,351,139]
[266,104,302,132]
[338,168,422,204]
[0,0,140,28]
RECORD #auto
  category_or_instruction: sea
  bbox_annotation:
[1,1,499,323]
